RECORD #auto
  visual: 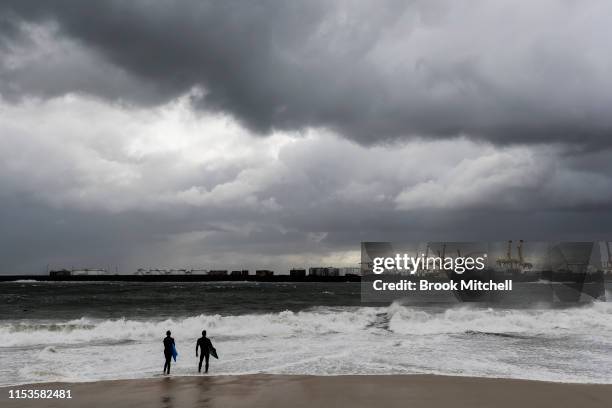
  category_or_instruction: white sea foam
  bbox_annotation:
[1,303,611,386]
[3,303,611,346]
[0,308,377,347]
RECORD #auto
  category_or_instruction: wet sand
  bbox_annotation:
[2,374,612,408]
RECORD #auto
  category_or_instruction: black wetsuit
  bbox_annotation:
[163,336,175,374]
[196,336,213,373]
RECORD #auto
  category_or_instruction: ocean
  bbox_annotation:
[1,281,611,386]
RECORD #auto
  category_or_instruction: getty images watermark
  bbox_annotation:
[360,241,609,303]
[370,250,511,292]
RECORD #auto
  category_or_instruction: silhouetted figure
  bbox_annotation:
[196,330,214,373]
[163,330,175,375]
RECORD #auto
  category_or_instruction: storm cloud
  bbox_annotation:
[1,1,611,273]
[2,0,612,147]
[1,94,611,273]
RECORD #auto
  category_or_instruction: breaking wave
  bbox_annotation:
[2,302,611,348]
[2,302,611,386]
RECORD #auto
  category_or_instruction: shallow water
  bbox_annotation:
[1,281,611,385]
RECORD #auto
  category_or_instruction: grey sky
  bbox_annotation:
[0,1,611,273]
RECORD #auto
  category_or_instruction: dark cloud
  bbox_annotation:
[1,2,612,274]
[1,93,612,274]
[2,1,612,147]
[3,188,612,275]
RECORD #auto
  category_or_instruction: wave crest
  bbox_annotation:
[2,303,611,348]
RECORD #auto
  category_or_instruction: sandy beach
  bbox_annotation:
[2,375,611,408]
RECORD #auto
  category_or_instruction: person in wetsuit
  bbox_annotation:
[196,330,214,373]
[163,330,175,375]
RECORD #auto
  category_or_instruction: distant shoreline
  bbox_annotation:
[3,275,610,283]
[2,374,611,408]
[0,275,361,283]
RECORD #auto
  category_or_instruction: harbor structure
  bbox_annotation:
[339,267,361,276]
[256,270,274,277]
[309,267,340,277]
[50,268,109,277]
[231,270,249,277]
[289,268,306,277]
